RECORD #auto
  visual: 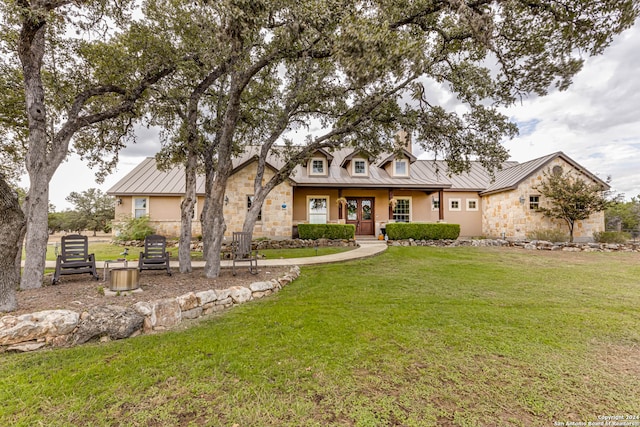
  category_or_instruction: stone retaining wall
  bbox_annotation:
[0,266,300,353]
[388,239,640,252]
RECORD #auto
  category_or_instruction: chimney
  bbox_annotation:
[396,130,412,154]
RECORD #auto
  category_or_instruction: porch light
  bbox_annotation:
[116,198,122,205]
[519,196,525,205]
[224,196,229,206]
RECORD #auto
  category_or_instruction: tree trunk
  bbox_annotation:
[0,178,25,312]
[201,184,226,278]
[178,154,197,273]
[18,14,52,290]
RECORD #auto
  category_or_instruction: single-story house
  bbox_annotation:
[107,146,608,242]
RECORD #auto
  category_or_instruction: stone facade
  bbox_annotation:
[223,161,293,239]
[482,157,605,242]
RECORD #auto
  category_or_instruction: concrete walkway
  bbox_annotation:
[43,240,388,270]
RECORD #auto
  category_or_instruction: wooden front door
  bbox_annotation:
[346,197,375,235]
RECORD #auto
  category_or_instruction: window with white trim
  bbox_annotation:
[133,197,148,218]
[308,197,328,224]
[466,198,478,211]
[247,195,262,221]
[352,159,368,176]
[449,198,461,211]
[393,197,411,223]
[310,158,327,175]
[529,195,540,210]
[394,159,408,176]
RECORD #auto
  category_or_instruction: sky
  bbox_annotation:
[38,20,640,211]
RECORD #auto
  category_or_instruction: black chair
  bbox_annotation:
[232,231,258,276]
[138,234,172,275]
[52,234,99,284]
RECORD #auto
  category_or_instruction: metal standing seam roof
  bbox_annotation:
[107,148,604,196]
[480,151,610,195]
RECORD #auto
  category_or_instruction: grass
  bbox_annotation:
[2,246,640,426]
[39,242,354,261]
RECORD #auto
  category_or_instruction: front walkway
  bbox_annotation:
[43,240,388,269]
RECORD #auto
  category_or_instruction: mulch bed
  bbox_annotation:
[11,266,292,317]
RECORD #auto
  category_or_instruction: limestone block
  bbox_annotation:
[133,301,153,317]
[252,290,272,299]
[7,342,46,352]
[216,297,232,306]
[0,310,79,346]
[181,307,203,320]
[229,286,252,304]
[216,289,231,300]
[151,298,182,329]
[73,305,144,345]
[249,281,274,292]
[176,292,199,311]
[196,290,218,305]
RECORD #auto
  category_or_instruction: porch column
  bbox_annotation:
[438,189,444,221]
[388,189,394,220]
[338,189,343,220]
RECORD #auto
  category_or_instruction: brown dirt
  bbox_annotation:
[11,266,291,317]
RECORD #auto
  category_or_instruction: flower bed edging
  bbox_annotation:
[0,266,301,353]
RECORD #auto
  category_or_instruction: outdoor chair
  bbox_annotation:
[52,234,99,284]
[138,234,172,275]
[232,231,258,276]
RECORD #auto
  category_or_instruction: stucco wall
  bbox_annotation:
[482,158,605,242]
[441,191,483,237]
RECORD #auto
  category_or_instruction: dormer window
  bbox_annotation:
[352,159,368,176]
[310,157,327,176]
[394,159,408,176]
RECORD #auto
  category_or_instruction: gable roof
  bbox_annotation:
[107,158,207,196]
[107,148,606,197]
[480,151,610,196]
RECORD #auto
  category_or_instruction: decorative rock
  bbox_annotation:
[150,299,182,329]
[0,310,79,346]
[176,292,199,311]
[229,286,252,304]
[133,301,153,317]
[216,297,232,306]
[73,305,144,345]
[181,307,203,320]
[249,281,274,292]
[252,291,272,299]
[196,290,218,305]
[7,342,47,352]
[216,289,231,300]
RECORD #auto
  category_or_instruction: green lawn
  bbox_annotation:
[39,242,354,261]
[2,246,640,426]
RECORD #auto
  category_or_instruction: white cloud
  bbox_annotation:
[501,22,640,199]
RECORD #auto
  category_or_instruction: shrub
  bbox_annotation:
[593,231,630,244]
[526,228,569,242]
[298,224,355,240]
[385,222,460,240]
[115,216,155,241]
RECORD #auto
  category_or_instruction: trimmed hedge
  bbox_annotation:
[385,222,460,240]
[298,223,356,240]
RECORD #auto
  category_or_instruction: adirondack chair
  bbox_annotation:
[52,234,99,284]
[232,231,258,276]
[138,234,172,275]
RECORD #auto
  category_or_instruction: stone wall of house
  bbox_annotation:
[223,162,293,239]
[482,157,606,242]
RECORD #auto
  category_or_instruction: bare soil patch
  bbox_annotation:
[12,266,291,316]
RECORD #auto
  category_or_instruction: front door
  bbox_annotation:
[346,197,375,235]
